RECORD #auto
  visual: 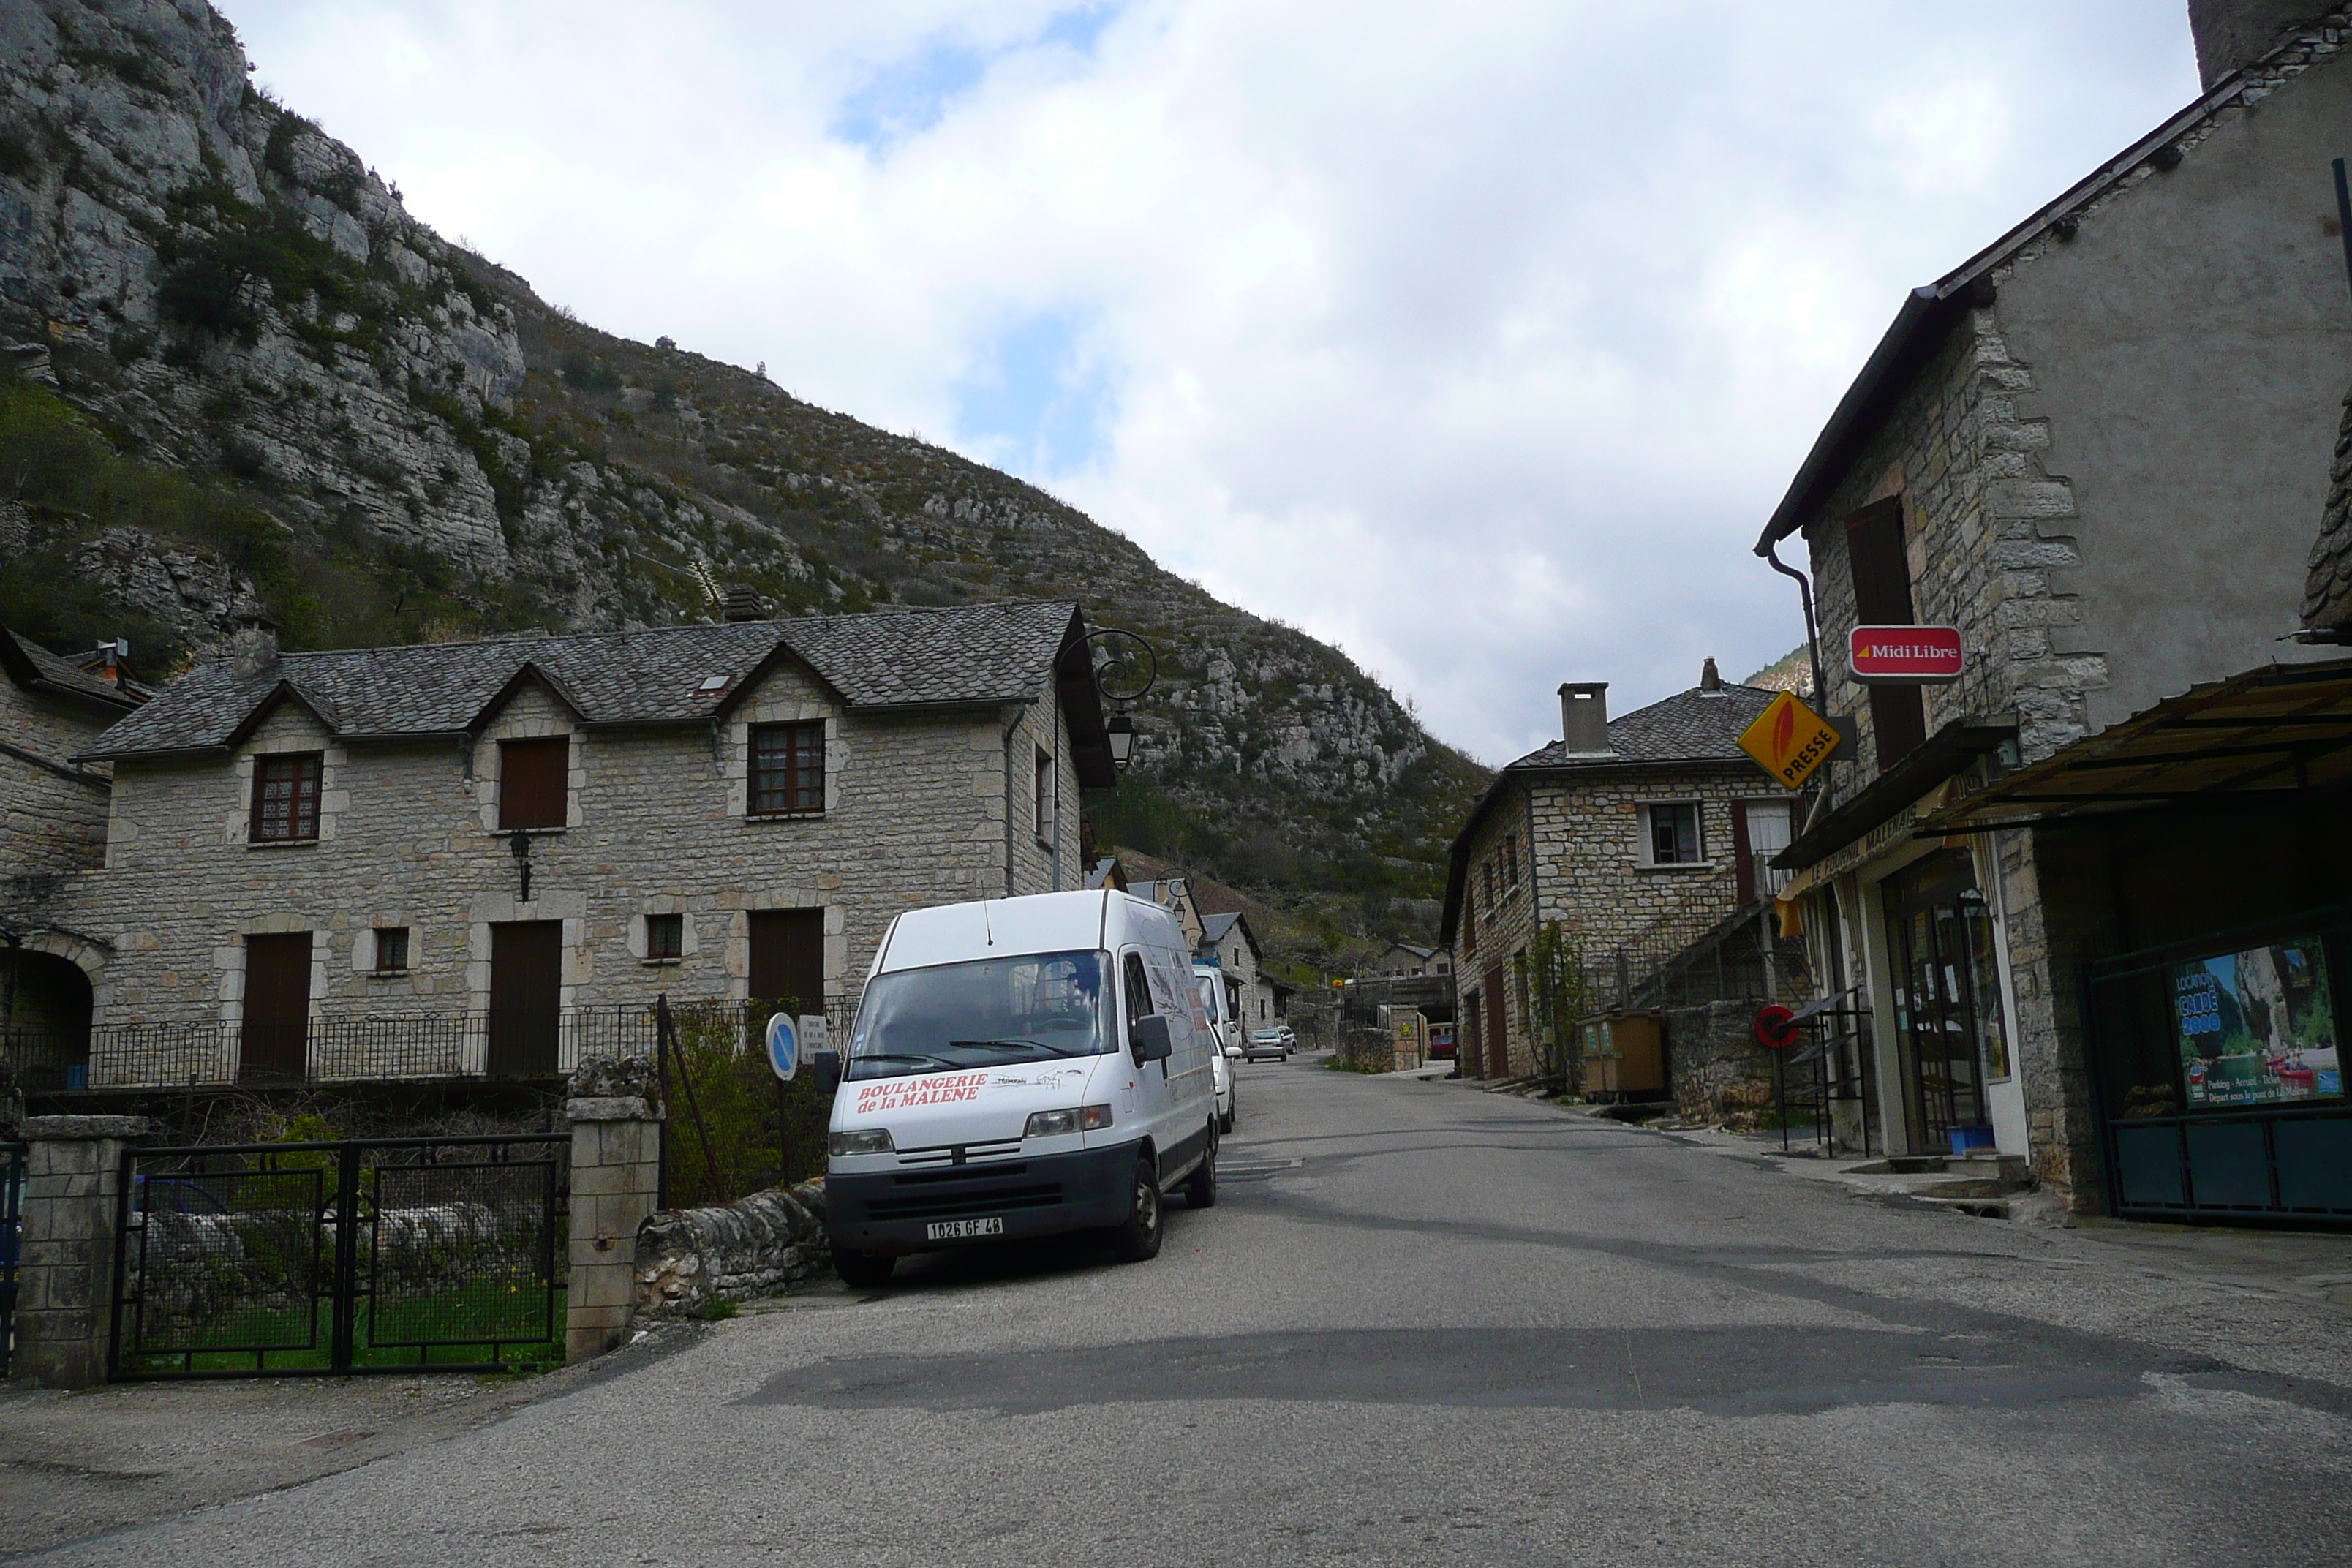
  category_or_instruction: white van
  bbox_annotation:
[814,889,1221,1286]
[1193,962,1239,1134]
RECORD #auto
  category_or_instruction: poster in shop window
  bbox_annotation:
[2172,937,2339,1107]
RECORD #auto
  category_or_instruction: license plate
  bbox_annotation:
[927,1217,1003,1240]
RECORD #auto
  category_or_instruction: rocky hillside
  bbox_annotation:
[0,0,1487,949]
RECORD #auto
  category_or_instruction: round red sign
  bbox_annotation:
[1754,1004,1799,1051]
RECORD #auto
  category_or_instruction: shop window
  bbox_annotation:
[249,753,323,843]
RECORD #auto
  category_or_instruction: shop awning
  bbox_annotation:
[1771,720,2018,872]
[1918,658,2352,835]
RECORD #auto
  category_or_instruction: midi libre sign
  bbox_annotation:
[1849,625,1964,685]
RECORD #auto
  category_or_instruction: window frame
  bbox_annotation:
[249,751,324,844]
[372,926,410,975]
[646,913,685,962]
[1642,801,1706,867]
[497,736,571,832]
[749,721,826,818]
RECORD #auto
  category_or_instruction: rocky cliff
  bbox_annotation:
[0,0,1488,953]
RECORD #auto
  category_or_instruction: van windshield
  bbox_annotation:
[1195,973,1223,1023]
[848,949,1110,1081]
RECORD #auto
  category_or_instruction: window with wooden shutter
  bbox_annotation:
[750,723,824,815]
[1846,500,1929,766]
[498,737,570,829]
[249,753,323,843]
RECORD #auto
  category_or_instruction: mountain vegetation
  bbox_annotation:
[0,0,1487,960]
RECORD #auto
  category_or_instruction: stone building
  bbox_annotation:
[8,600,1114,1088]
[1373,942,1450,979]
[1,628,146,1052]
[1199,910,1276,1028]
[1754,1,2352,1207]
[1440,663,1798,1080]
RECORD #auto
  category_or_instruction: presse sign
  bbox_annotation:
[1849,626,1964,685]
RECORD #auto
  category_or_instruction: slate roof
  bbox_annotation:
[83,600,1088,760]
[1504,682,1777,772]
[0,627,144,715]
[2301,385,2352,633]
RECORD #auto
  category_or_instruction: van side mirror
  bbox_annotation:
[1130,1014,1173,1063]
[810,1049,841,1094]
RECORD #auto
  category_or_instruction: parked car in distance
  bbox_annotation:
[1243,1028,1290,1062]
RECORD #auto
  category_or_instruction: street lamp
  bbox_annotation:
[1081,627,1158,772]
[509,829,533,903]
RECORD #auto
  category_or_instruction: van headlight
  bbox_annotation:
[829,1128,894,1158]
[1025,1105,1112,1138]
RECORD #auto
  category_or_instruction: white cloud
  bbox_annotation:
[222,0,2199,765]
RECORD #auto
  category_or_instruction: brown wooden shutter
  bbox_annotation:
[499,737,570,829]
[748,908,825,1013]
[1733,804,1755,905]
[241,932,312,1079]
[1846,502,1928,766]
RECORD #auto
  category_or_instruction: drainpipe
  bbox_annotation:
[1001,705,1030,898]
[1049,677,1062,892]
[1763,541,1827,703]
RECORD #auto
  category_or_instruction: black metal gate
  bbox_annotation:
[110,1134,568,1379]
[1,1142,23,1378]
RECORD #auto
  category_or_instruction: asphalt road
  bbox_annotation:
[26,1057,2352,1566]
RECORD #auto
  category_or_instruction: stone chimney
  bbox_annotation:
[1558,682,1611,754]
[2187,1,2332,89]
[719,585,771,622]
[226,617,279,678]
[1700,657,1722,693]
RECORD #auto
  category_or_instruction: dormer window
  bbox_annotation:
[250,753,323,843]
[500,737,570,830]
[750,722,824,815]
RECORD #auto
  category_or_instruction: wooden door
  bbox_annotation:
[1484,965,1509,1079]
[489,921,563,1075]
[748,909,825,1017]
[241,934,312,1082]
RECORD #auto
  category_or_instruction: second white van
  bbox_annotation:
[815,889,1221,1286]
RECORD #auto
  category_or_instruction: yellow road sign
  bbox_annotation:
[1738,690,1841,790]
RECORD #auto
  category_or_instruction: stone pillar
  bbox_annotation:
[565,1093,663,1365]
[12,1115,149,1387]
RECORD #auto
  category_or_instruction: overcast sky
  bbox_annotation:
[221,1,2201,767]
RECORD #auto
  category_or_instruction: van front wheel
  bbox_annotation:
[1110,1156,1164,1262]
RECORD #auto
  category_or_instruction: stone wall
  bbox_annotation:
[0,679,114,878]
[1662,1001,1779,1123]
[636,1179,831,1316]
[33,658,1084,1078]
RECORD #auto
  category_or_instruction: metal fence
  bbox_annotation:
[5,998,857,1092]
[110,1134,569,1379]
[1,1142,22,1378]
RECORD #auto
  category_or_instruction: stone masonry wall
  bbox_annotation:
[1451,783,1537,1077]
[35,659,1084,1079]
[0,681,114,878]
[1663,1000,1780,1123]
